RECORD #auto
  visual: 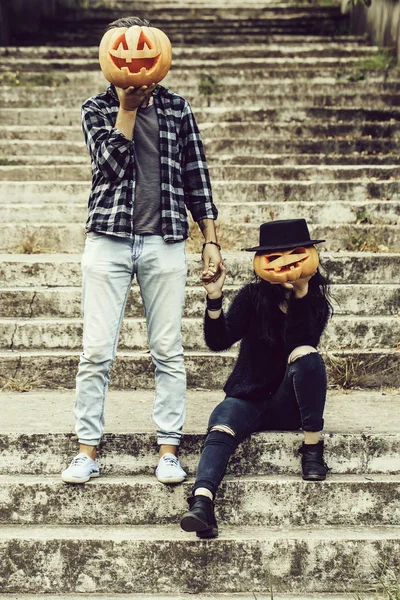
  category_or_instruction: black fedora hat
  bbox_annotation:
[245,219,325,252]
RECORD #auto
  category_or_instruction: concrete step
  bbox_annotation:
[5,74,398,95]
[2,88,400,110]
[3,138,400,158]
[1,223,399,254]
[1,180,399,205]
[1,315,398,352]
[0,56,376,76]
[1,284,398,318]
[4,121,400,143]
[0,524,398,594]
[1,473,399,527]
[1,106,399,127]
[0,595,369,600]
[0,253,398,286]
[4,120,400,141]
[2,200,399,226]
[1,389,399,475]
[5,153,400,168]
[0,44,380,61]
[0,349,398,389]
[2,164,400,182]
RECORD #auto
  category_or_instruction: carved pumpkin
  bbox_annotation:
[254,246,319,284]
[99,25,172,88]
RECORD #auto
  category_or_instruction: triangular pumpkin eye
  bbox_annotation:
[137,31,153,50]
[112,33,129,51]
[266,255,280,262]
[290,247,306,254]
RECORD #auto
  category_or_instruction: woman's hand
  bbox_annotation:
[203,262,226,298]
[282,272,316,298]
[116,83,157,111]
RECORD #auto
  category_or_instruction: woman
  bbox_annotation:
[180,219,333,539]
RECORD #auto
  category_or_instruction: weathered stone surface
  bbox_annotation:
[2,200,399,225]
[1,222,399,253]
[1,315,398,351]
[0,525,399,593]
[0,349,398,389]
[1,284,398,318]
[1,105,399,127]
[0,474,399,526]
[2,180,400,206]
[0,253,399,286]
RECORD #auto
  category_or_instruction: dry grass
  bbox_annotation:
[0,376,43,392]
[19,232,43,254]
[351,563,400,599]
[344,231,390,253]
[326,353,396,389]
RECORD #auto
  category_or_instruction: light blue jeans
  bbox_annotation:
[75,232,187,447]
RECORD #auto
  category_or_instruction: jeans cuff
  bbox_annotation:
[78,438,100,446]
[157,436,181,446]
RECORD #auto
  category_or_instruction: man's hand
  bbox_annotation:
[202,242,223,283]
[116,83,157,111]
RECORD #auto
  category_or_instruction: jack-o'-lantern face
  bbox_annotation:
[99,25,172,88]
[253,246,319,284]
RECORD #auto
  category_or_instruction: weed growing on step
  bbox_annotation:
[0,70,69,87]
[352,49,397,72]
[199,75,222,107]
[344,231,389,252]
[0,158,19,166]
[326,353,396,389]
[354,209,373,224]
[0,376,42,392]
[352,563,400,599]
[19,232,43,254]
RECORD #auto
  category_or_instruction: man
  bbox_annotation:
[61,16,221,485]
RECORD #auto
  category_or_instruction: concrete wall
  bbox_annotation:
[342,0,400,62]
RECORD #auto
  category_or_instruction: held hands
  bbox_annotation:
[203,262,226,298]
[202,243,223,284]
[116,83,157,111]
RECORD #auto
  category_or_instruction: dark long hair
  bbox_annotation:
[250,265,334,345]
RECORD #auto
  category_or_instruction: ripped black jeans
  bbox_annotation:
[193,352,327,497]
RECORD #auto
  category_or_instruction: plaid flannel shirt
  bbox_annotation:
[81,84,217,242]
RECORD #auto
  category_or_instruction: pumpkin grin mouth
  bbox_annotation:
[110,53,161,74]
[264,255,309,273]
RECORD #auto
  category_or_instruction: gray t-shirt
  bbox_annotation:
[133,104,162,235]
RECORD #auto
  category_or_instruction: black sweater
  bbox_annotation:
[204,282,329,402]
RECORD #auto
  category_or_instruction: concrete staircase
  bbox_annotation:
[0,0,400,596]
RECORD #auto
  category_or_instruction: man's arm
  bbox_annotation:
[81,84,156,182]
[180,102,221,280]
[115,84,157,139]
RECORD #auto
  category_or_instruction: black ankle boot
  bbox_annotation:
[180,495,218,539]
[298,440,329,481]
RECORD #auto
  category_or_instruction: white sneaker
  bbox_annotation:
[61,453,100,484]
[155,453,187,484]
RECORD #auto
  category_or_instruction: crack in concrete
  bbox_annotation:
[28,291,37,318]
[12,354,22,379]
[9,321,19,352]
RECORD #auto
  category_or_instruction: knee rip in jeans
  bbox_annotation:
[209,424,236,437]
[288,345,318,365]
